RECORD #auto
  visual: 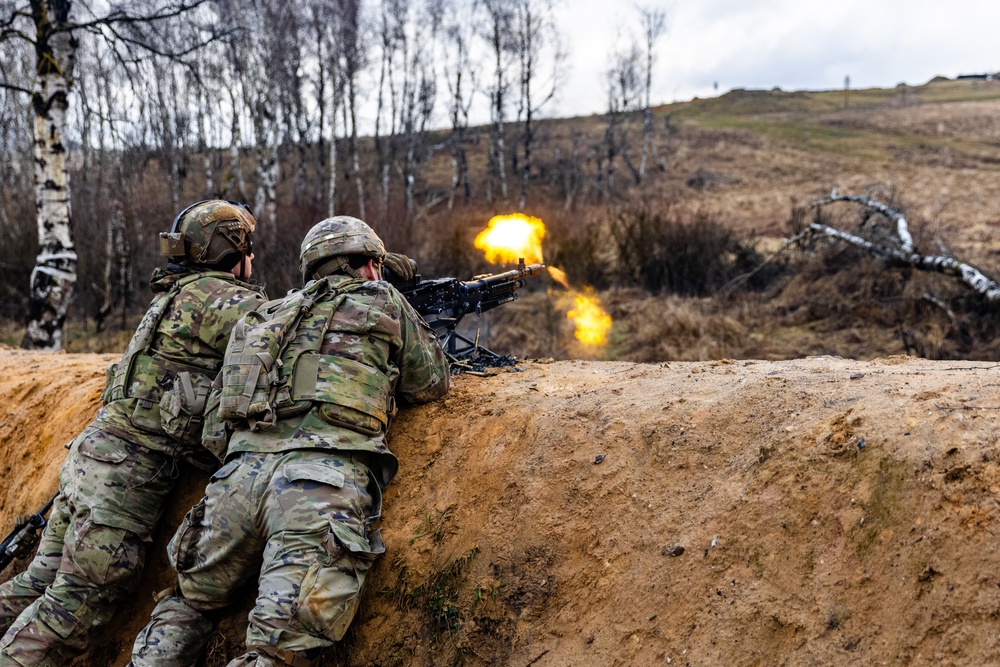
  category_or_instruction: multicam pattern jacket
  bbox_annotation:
[96,266,266,468]
[225,274,450,486]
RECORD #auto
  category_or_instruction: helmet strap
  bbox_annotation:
[311,256,366,281]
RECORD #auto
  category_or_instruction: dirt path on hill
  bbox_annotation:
[0,350,998,666]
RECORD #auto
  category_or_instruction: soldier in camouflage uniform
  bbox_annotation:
[0,201,267,667]
[130,216,450,667]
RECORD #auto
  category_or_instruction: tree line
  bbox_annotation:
[0,0,667,349]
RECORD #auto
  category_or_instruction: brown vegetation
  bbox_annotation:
[5,76,1000,363]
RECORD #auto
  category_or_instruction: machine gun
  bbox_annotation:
[394,259,545,365]
[0,492,57,571]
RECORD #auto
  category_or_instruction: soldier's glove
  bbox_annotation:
[384,252,417,284]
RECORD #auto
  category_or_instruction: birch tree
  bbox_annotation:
[511,0,563,208]
[0,0,220,349]
[603,42,642,193]
[480,0,513,203]
[373,0,402,212]
[637,6,665,181]
[441,0,476,209]
[15,0,79,350]
[337,0,368,219]
[798,190,1000,301]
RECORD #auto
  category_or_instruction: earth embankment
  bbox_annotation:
[0,350,997,666]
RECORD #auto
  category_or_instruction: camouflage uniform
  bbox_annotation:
[131,268,450,667]
[0,267,265,667]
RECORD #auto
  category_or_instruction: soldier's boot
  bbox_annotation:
[130,595,215,666]
[226,644,320,667]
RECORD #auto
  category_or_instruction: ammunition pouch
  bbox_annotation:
[158,369,214,448]
[199,383,229,465]
[294,353,391,436]
[100,362,118,405]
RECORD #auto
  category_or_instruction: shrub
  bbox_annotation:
[609,206,767,296]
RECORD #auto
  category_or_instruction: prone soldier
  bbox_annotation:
[0,201,267,666]
[130,216,451,666]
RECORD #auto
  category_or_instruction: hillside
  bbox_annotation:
[2,350,1000,665]
[646,78,1000,257]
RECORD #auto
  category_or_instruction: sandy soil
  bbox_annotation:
[1,350,1000,666]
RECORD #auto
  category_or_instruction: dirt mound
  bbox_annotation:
[1,351,999,666]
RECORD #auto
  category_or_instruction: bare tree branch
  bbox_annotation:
[809,189,915,254]
[0,80,31,95]
[57,0,210,33]
[804,220,1000,301]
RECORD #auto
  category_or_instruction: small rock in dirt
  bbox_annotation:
[857,438,866,450]
[593,454,605,464]
[662,545,685,557]
[850,373,864,380]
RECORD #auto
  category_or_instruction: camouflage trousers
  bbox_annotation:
[0,425,177,666]
[130,449,384,667]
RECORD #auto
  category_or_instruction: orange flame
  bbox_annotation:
[474,213,545,265]
[567,292,612,347]
[547,266,570,289]
[475,212,612,352]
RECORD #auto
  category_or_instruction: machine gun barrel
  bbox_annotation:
[458,260,545,299]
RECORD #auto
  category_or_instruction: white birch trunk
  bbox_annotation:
[197,79,213,196]
[817,191,915,254]
[348,75,365,219]
[23,1,77,351]
[254,137,279,246]
[227,89,247,201]
[327,55,339,218]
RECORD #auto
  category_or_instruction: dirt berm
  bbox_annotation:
[0,349,998,666]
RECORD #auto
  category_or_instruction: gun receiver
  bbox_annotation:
[0,492,57,571]
[396,259,545,364]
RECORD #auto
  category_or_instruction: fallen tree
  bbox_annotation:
[798,189,1000,301]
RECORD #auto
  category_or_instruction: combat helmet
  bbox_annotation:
[300,216,386,280]
[160,200,256,270]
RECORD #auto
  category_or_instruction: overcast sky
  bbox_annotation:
[546,0,999,118]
